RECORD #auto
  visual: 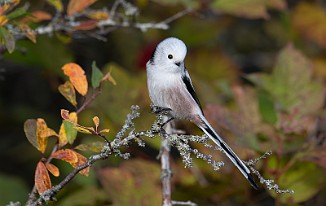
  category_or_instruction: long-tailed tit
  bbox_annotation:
[146,37,258,189]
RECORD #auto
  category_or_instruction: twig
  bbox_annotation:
[161,118,173,206]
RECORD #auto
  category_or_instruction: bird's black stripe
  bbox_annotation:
[149,46,157,64]
[181,71,203,113]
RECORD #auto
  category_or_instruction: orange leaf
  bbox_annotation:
[46,163,60,177]
[67,0,97,16]
[74,20,97,31]
[35,161,52,194]
[51,149,78,164]
[32,11,52,21]
[62,63,88,96]
[19,24,36,43]
[71,151,90,176]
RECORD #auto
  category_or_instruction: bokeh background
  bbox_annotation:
[1,0,326,205]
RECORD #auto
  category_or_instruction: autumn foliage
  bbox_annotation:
[2,0,326,206]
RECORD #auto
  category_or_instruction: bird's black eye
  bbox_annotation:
[168,54,173,59]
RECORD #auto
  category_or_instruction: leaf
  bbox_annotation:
[292,2,326,48]
[73,20,97,30]
[247,44,324,116]
[51,149,78,164]
[74,125,93,134]
[75,141,106,153]
[67,0,97,16]
[6,7,26,19]
[0,27,15,53]
[257,89,277,124]
[24,118,55,153]
[62,120,78,144]
[24,119,38,150]
[269,161,326,204]
[91,61,103,88]
[71,151,90,176]
[61,109,70,120]
[19,24,36,43]
[46,0,63,12]
[0,15,8,26]
[101,68,116,85]
[46,163,60,177]
[58,81,77,106]
[92,116,100,130]
[87,10,109,20]
[59,110,78,145]
[100,128,110,133]
[35,161,52,194]
[62,63,88,96]
[35,119,51,153]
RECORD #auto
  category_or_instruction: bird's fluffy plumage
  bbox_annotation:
[146,37,258,189]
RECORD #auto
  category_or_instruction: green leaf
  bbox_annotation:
[269,162,326,204]
[257,89,277,124]
[6,7,27,19]
[0,27,15,53]
[248,44,324,116]
[91,61,103,88]
[63,120,78,144]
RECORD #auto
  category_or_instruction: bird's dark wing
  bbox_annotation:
[181,67,203,113]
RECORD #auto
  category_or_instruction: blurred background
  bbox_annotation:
[1,0,326,205]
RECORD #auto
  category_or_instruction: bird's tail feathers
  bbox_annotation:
[198,115,258,190]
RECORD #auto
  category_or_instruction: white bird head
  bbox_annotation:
[148,37,187,70]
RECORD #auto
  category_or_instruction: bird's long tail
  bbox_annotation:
[198,115,258,190]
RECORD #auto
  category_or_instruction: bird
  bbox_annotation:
[146,37,258,190]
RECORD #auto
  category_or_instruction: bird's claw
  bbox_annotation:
[151,105,172,114]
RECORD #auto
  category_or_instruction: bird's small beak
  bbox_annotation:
[175,62,181,67]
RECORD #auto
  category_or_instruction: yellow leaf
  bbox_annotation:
[36,119,51,153]
[69,112,78,123]
[35,161,52,194]
[51,149,78,164]
[46,0,63,12]
[101,69,116,85]
[58,122,68,147]
[100,128,110,133]
[67,0,97,16]
[92,116,99,129]
[0,15,8,26]
[74,125,92,134]
[87,10,109,20]
[58,81,77,106]
[62,63,88,96]
[46,163,60,177]
[19,24,36,43]
[0,0,20,16]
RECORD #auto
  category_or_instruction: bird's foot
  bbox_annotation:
[151,105,172,115]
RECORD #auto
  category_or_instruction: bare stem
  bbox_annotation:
[160,118,173,206]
